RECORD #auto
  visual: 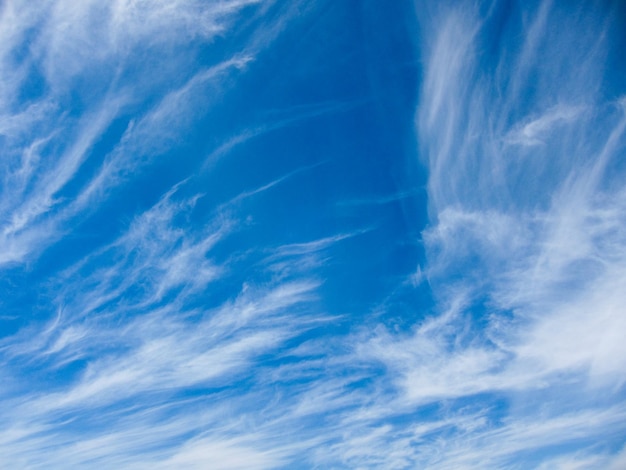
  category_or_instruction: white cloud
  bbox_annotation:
[505,104,585,146]
[321,0,626,467]
[1,1,625,468]
[0,1,262,268]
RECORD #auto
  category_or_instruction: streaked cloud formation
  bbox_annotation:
[1,0,625,468]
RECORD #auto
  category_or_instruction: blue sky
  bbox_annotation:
[1,0,626,468]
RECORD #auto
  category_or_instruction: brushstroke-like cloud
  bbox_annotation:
[1,0,625,468]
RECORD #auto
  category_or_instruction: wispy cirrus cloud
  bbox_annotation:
[327,0,626,466]
[0,0,266,268]
[0,176,334,466]
[1,0,625,468]
[0,2,338,467]
[211,1,626,468]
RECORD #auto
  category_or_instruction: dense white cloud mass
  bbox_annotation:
[0,0,625,468]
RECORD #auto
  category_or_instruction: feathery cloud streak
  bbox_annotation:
[1,0,626,468]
